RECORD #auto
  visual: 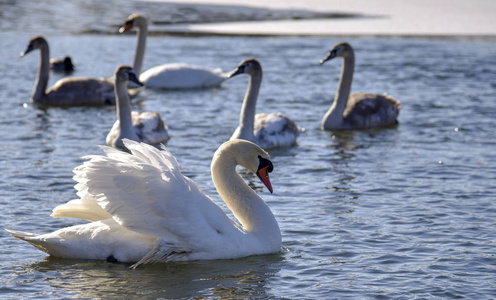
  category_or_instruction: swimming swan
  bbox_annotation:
[50,56,74,73]
[22,36,116,106]
[6,139,280,268]
[320,42,401,130]
[120,14,228,89]
[21,36,116,106]
[106,65,169,149]
[228,59,299,149]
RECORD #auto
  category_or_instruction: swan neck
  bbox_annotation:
[133,21,147,75]
[335,53,355,109]
[211,150,279,236]
[115,81,135,136]
[33,42,50,101]
[322,53,355,129]
[238,73,262,140]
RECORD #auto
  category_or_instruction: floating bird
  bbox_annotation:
[120,14,228,89]
[320,42,401,130]
[21,36,117,106]
[228,58,299,149]
[7,139,280,268]
[106,65,169,149]
[50,56,74,73]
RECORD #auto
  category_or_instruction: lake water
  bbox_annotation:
[1,2,496,299]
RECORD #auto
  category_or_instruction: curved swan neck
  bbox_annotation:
[115,79,136,139]
[133,18,147,75]
[211,148,279,236]
[33,40,50,101]
[322,50,355,129]
[238,72,262,140]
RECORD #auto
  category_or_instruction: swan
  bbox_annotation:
[319,42,401,130]
[6,139,280,268]
[106,65,169,149]
[228,58,299,149]
[120,14,228,89]
[50,56,74,73]
[21,36,118,106]
[22,36,115,106]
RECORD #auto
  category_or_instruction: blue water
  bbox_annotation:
[1,1,496,299]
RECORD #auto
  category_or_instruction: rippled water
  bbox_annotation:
[1,2,496,299]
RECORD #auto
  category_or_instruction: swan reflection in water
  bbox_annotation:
[18,254,283,299]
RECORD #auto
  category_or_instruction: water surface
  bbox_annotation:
[0,3,495,299]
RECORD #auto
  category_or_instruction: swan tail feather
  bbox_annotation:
[5,229,55,255]
[5,229,38,240]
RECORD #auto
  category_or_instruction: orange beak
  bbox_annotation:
[257,166,273,194]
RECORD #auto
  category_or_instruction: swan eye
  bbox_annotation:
[257,155,273,173]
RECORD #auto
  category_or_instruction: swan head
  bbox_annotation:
[119,14,147,33]
[20,36,47,57]
[114,65,143,87]
[320,42,353,64]
[228,58,262,78]
[215,139,274,193]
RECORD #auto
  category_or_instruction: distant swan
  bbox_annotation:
[120,14,227,89]
[6,139,281,268]
[320,42,401,130]
[21,36,116,106]
[50,56,74,73]
[228,59,299,149]
[106,65,169,149]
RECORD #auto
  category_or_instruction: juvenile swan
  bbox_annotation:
[21,36,116,106]
[320,42,401,130]
[106,65,169,150]
[6,139,280,268]
[228,59,299,149]
[120,14,227,89]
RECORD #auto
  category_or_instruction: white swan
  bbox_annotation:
[50,56,74,73]
[6,139,280,268]
[320,42,401,130]
[120,14,228,89]
[228,58,299,149]
[21,36,117,106]
[106,65,169,149]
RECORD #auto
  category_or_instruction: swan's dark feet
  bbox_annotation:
[106,255,119,263]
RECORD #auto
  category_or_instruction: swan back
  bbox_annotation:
[140,63,227,89]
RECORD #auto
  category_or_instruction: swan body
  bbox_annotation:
[106,65,169,149]
[120,14,227,89]
[7,139,280,268]
[139,63,227,89]
[50,56,74,72]
[21,36,117,106]
[320,42,401,130]
[228,59,299,149]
